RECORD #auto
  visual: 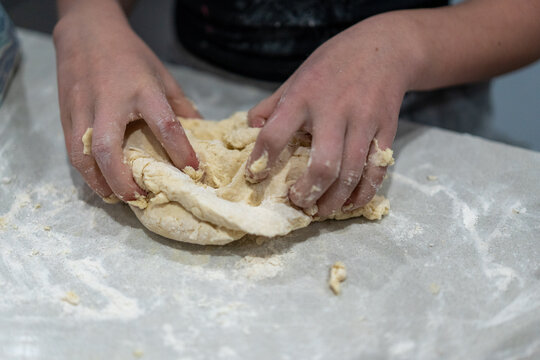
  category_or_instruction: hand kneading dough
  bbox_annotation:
[122,112,390,245]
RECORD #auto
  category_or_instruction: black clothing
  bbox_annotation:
[175,0,448,81]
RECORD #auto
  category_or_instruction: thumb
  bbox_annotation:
[247,78,293,127]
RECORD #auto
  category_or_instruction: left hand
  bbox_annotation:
[245,13,424,217]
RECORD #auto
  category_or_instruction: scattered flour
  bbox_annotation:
[234,255,284,280]
[462,205,478,231]
[62,258,143,320]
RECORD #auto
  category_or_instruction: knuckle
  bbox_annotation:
[157,118,184,142]
[69,82,89,108]
[339,168,362,187]
[136,79,163,99]
[309,160,338,183]
[160,117,181,132]
[91,134,112,162]
[257,128,284,152]
[69,151,86,170]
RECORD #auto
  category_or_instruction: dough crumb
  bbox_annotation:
[248,151,268,175]
[43,225,51,231]
[34,203,41,209]
[133,349,144,358]
[427,175,438,181]
[511,206,526,215]
[0,217,7,230]
[183,166,204,181]
[82,128,93,155]
[329,261,347,295]
[429,282,441,295]
[369,139,395,167]
[303,205,318,216]
[102,194,120,204]
[61,291,80,306]
[127,193,148,210]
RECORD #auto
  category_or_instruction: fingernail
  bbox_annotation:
[250,116,266,128]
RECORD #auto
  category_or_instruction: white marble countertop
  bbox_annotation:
[0,30,539,360]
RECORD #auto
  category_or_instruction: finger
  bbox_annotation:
[289,114,346,209]
[316,121,372,217]
[247,79,291,128]
[92,106,145,202]
[347,130,395,210]
[138,89,199,170]
[159,67,202,118]
[69,108,114,198]
[58,89,72,152]
[244,98,306,183]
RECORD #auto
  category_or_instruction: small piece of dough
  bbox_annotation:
[329,262,347,295]
[61,291,80,306]
[82,128,93,155]
[127,193,148,210]
[120,112,391,245]
[102,194,120,204]
[369,139,395,167]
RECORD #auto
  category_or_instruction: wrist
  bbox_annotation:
[368,11,430,92]
[345,11,429,94]
[54,0,130,44]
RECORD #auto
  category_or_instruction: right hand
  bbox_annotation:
[53,1,200,202]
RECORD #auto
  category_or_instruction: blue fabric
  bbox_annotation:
[0,3,20,106]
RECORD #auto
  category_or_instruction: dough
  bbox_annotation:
[82,128,93,155]
[122,112,391,245]
[61,291,80,306]
[369,139,395,167]
[329,261,347,295]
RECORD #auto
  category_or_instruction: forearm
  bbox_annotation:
[56,0,137,19]
[54,0,136,46]
[380,0,540,91]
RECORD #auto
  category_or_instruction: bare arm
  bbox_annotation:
[403,0,540,90]
[57,0,138,17]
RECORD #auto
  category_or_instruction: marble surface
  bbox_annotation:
[0,30,539,360]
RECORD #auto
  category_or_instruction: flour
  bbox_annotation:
[62,258,143,320]
[234,255,284,280]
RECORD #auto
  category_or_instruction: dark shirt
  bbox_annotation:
[175,0,491,135]
[175,0,448,81]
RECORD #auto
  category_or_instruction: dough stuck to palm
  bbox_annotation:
[122,112,390,245]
